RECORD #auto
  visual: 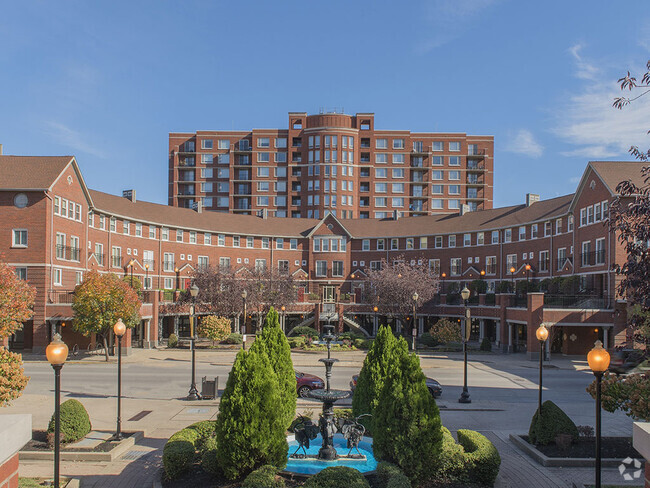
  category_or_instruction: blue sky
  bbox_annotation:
[1,0,649,207]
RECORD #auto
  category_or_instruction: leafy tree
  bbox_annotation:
[428,318,462,345]
[364,257,439,332]
[198,315,231,345]
[250,307,297,428]
[373,351,443,482]
[352,326,408,428]
[0,348,29,407]
[613,60,650,161]
[0,260,37,338]
[72,271,141,361]
[587,372,650,421]
[121,275,143,295]
[215,348,288,480]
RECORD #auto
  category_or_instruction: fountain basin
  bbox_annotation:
[285,433,377,475]
[308,389,350,402]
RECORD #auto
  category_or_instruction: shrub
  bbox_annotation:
[289,326,319,339]
[373,351,443,482]
[428,319,461,345]
[200,436,220,475]
[352,326,408,429]
[186,420,217,451]
[199,316,231,345]
[480,337,492,351]
[0,348,29,407]
[288,336,306,349]
[430,427,465,480]
[339,331,363,341]
[577,425,594,438]
[528,400,579,446]
[168,333,178,348]
[47,399,91,443]
[457,429,501,486]
[386,473,411,488]
[250,307,297,428]
[332,408,354,420]
[418,332,438,348]
[215,349,288,480]
[376,462,407,488]
[162,428,200,480]
[470,279,488,295]
[303,466,370,488]
[222,333,243,344]
[241,464,285,488]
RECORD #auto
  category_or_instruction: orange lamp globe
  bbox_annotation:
[114,319,127,337]
[480,270,486,276]
[587,340,610,373]
[441,272,446,278]
[536,325,549,342]
[510,267,515,274]
[46,333,69,365]
[281,305,286,312]
[525,264,531,271]
[373,305,378,312]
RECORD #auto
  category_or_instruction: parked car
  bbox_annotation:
[609,349,647,374]
[350,374,442,398]
[295,371,325,398]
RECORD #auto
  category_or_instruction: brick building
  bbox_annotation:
[168,111,494,218]
[0,153,641,357]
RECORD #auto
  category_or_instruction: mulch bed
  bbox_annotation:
[522,435,640,459]
[21,430,132,453]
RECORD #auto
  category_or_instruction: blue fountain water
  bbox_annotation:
[285,433,377,475]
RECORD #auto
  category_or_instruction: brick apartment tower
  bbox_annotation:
[169,111,494,218]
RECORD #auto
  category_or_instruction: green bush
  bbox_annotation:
[480,337,492,351]
[168,333,178,348]
[222,332,243,344]
[457,430,501,486]
[373,351,443,482]
[250,307,297,428]
[418,332,438,348]
[430,427,465,480]
[386,473,411,488]
[376,462,405,488]
[200,436,219,475]
[162,428,200,480]
[332,408,354,420]
[289,326,319,339]
[303,466,370,488]
[241,465,285,488]
[215,349,288,480]
[528,400,579,446]
[288,336,306,348]
[186,420,217,451]
[428,319,461,345]
[354,338,373,349]
[339,331,363,340]
[470,279,488,295]
[47,399,91,443]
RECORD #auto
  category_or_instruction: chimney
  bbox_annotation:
[393,209,400,220]
[0,144,3,155]
[122,190,136,202]
[526,193,540,207]
[196,200,203,213]
[459,204,470,216]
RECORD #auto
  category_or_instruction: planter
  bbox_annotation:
[20,431,144,462]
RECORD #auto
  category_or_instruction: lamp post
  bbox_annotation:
[281,305,286,332]
[509,266,515,293]
[535,325,549,414]
[373,305,379,336]
[174,267,180,290]
[441,272,446,294]
[113,319,126,440]
[525,264,531,292]
[412,291,419,351]
[241,289,248,337]
[588,340,610,488]
[187,283,201,400]
[46,334,68,488]
[145,264,149,290]
[459,286,471,404]
[128,259,134,288]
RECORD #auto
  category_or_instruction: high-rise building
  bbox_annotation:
[168,111,494,218]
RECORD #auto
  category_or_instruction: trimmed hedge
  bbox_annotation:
[163,428,200,480]
[200,436,219,475]
[241,465,285,488]
[431,427,465,480]
[418,333,438,348]
[47,399,91,443]
[528,400,579,446]
[186,420,217,451]
[303,466,370,488]
[288,326,319,339]
[457,429,501,486]
[376,462,411,488]
[168,333,178,348]
[288,336,306,348]
[222,333,243,344]
[386,473,411,488]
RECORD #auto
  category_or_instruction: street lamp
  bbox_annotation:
[281,305,286,332]
[509,266,516,293]
[525,264,531,291]
[187,283,201,401]
[440,272,446,294]
[144,264,149,290]
[535,324,549,415]
[174,267,180,290]
[113,319,126,440]
[412,292,419,350]
[241,289,248,337]
[373,305,379,335]
[128,259,134,288]
[46,334,68,488]
[459,286,471,404]
[588,340,610,488]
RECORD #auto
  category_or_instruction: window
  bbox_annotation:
[257,152,270,163]
[557,248,567,270]
[201,154,213,164]
[531,224,538,239]
[393,139,404,149]
[53,268,62,286]
[449,235,456,247]
[70,236,80,261]
[491,230,499,244]
[362,239,370,251]
[149,226,156,239]
[392,197,404,207]
[450,258,462,276]
[477,232,484,245]
[218,139,230,150]
[15,267,27,280]
[449,171,460,180]
[376,168,387,178]
[595,238,605,264]
[54,196,60,215]
[587,206,594,224]
[504,229,512,243]
[519,226,526,240]
[123,221,130,235]
[75,271,83,285]
[486,256,497,275]
[217,154,229,164]
[464,233,471,246]
[332,261,344,277]
[135,223,142,237]
[201,182,213,193]
[581,241,592,266]
[556,218,562,234]
[12,229,27,247]
[568,214,574,231]
[257,196,269,206]
[257,181,269,192]
[201,139,213,149]
[112,246,122,268]
[247,237,254,248]
[539,250,549,272]
[290,239,298,250]
[257,167,270,177]
[506,254,517,271]
[75,204,81,221]
[316,261,327,277]
[580,208,587,226]
[449,142,460,151]
[432,170,443,180]
[544,221,552,237]
[392,183,405,193]
[100,215,105,230]
[449,156,461,166]
[377,239,385,251]
[257,137,270,148]
[391,239,399,250]
[406,238,414,250]
[176,229,183,242]
[94,243,104,265]
[432,141,443,151]
[186,231,195,244]
[431,199,443,209]
[602,200,609,219]
[449,185,460,195]
[217,167,229,178]
[375,183,388,193]
[376,138,388,149]
[393,154,405,164]
[262,238,270,249]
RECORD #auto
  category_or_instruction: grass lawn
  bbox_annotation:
[19,478,70,488]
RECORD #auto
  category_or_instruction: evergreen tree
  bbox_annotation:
[215,348,288,480]
[352,326,408,427]
[250,307,297,428]
[372,352,443,482]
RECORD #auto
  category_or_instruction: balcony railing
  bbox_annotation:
[467,148,487,157]
[538,259,550,272]
[467,162,487,171]
[49,289,75,304]
[580,250,606,266]
[142,259,155,269]
[141,290,155,303]
[163,261,175,272]
[56,245,81,261]
[94,253,105,266]
[544,294,613,309]
[112,255,122,268]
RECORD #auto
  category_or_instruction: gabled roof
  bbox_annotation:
[0,155,74,190]
[306,213,352,238]
[590,160,647,192]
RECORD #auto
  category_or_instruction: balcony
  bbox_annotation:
[178,188,196,196]
[467,175,483,186]
[178,173,195,182]
[467,162,487,172]
[292,153,302,163]
[411,144,430,155]
[467,148,487,158]
[48,289,75,304]
[112,256,123,268]
[543,294,613,309]
[143,259,155,269]
[580,250,606,267]
[178,158,195,167]
[56,245,81,261]
[232,142,252,153]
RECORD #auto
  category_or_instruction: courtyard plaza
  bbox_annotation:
[9,348,639,487]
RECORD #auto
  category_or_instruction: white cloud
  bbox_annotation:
[42,121,106,159]
[415,0,502,53]
[504,129,543,158]
[552,48,650,160]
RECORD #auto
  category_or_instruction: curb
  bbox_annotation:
[509,433,629,467]
[68,479,81,488]
[19,431,144,463]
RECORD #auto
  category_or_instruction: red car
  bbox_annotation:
[295,371,325,398]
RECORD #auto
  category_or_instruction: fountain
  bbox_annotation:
[286,322,377,475]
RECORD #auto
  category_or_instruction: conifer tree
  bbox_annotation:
[372,351,443,482]
[250,307,297,428]
[352,325,408,426]
[215,348,288,479]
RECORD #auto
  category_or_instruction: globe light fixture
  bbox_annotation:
[588,340,610,488]
[47,333,68,488]
[535,324,549,414]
